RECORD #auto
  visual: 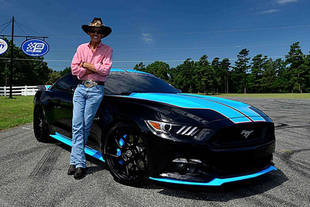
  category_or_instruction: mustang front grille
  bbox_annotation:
[209,123,275,148]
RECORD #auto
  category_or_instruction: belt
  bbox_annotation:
[78,80,105,88]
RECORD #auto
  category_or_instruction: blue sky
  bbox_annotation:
[0,0,310,71]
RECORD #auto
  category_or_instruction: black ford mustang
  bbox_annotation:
[33,68,276,186]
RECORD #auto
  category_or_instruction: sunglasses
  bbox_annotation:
[89,29,102,34]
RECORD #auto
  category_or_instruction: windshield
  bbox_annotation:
[105,72,179,95]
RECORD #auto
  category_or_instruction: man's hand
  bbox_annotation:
[85,69,93,75]
[82,62,97,73]
[80,62,94,74]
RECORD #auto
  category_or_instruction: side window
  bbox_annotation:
[53,74,78,91]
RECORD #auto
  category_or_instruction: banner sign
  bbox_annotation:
[21,39,49,57]
[0,39,8,55]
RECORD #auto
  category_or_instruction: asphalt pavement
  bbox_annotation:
[0,98,309,207]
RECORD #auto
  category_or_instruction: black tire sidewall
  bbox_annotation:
[103,122,151,186]
[33,105,50,142]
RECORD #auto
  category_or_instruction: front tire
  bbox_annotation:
[104,122,150,186]
[33,105,51,142]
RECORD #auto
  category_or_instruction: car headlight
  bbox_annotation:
[145,120,200,137]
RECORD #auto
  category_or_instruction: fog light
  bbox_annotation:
[172,158,188,174]
[172,158,188,163]
[175,163,187,174]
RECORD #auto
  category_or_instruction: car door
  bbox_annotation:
[48,74,100,148]
[48,74,77,137]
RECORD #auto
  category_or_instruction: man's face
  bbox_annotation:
[88,28,103,43]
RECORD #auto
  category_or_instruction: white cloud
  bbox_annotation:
[277,0,298,4]
[261,9,280,14]
[142,33,153,43]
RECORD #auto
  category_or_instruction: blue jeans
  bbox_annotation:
[70,84,104,168]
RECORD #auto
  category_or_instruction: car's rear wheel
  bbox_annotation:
[104,122,150,186]
[33,105,51,142]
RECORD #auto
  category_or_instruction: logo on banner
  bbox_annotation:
[21,39,49,57]
[0,39,8,55]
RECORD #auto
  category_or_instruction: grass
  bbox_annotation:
[214,93,310,99]
[0,96,34,130]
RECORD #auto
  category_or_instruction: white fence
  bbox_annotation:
[0,86,39,96]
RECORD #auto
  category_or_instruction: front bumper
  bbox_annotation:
[149,165,276,186]
[147,130,276,185]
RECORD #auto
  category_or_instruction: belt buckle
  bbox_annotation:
[84,80,97,88]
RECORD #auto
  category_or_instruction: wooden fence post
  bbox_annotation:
[24,85,27,96]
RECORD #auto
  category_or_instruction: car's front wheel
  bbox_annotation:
[33,105,51,142]
[104,122,150,186]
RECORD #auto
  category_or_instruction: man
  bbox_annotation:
[69,17,113,179]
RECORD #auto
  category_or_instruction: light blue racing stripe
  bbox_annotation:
[149,165,276,186]
[50,132,105,162]
[110,68,152,75]
[110,68,126,72]
[128,93,251,123]
[181,94,266,122]
[125,69,151,75]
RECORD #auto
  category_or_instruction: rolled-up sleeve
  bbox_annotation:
[71,46,87,79]
[94,47,113,77]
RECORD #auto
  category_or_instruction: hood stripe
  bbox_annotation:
[179,93,255,122]
[121,93,252,124]
[181,94,266,122]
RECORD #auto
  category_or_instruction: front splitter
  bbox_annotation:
[149,165,276,186]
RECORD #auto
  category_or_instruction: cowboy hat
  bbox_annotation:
[82,17,112,38]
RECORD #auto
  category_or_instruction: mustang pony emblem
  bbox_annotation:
[241,130,254,139]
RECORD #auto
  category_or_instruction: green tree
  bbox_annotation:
[232,49,250,93]
[145,61,170,81]
[260,58,277,92]
[285,42,306,93]
[60,67,71,76]
[273,58,288,92]
[211,57,222,93]
[221,58,231,93]
[174,58,195,92]
[134,62,146,71]
[303,52,310,92]
[46,70,61,85]
[248,54,267,92]
[196,55,216,94]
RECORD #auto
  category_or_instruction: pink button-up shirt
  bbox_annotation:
[71,42,113,82]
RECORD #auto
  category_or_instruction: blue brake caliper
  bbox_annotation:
[117,134,127,165]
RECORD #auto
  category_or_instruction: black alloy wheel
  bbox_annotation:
[33,105,50,142]
[104,122,150,186]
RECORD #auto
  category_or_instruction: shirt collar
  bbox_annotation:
[87,42,104,49]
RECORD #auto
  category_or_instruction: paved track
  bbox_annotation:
[0,98,309,207]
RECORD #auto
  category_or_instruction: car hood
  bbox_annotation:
[126,93,271,124]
